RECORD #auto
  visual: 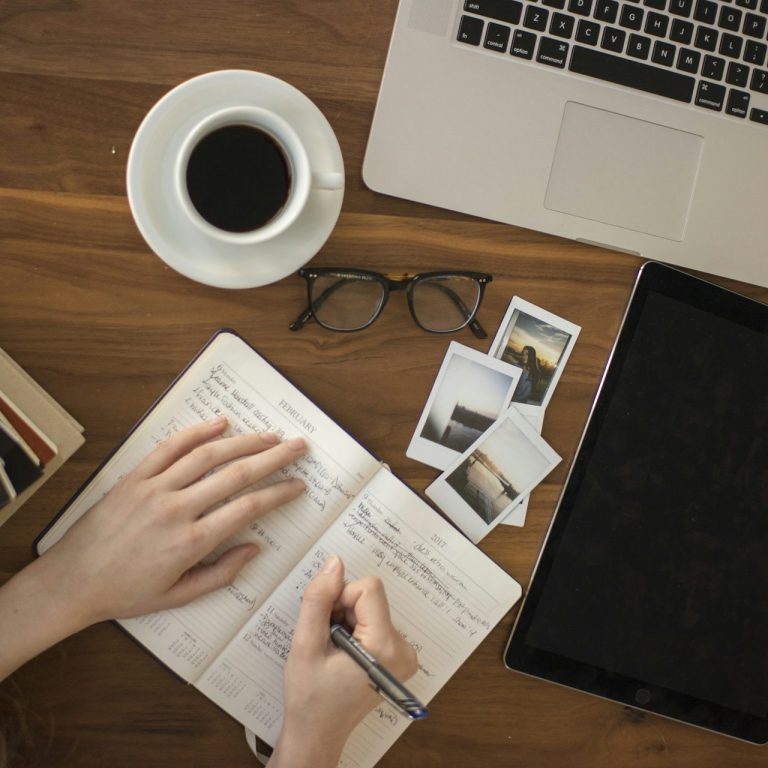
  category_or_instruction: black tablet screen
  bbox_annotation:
[507,263,768,739]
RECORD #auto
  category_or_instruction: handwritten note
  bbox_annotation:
[197,468,521,767]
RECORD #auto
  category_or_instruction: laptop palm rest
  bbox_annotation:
[544,102,704,242]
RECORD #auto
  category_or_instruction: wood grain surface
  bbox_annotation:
[1,2,766,766]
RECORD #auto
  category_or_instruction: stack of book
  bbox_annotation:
[0,347,84,528]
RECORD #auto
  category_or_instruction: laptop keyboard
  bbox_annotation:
[458,0,768,124]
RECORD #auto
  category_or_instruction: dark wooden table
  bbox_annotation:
[1,2,766,766]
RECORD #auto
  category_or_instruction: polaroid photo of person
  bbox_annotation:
[426,408,561,543]
[406,341,521,471]
[489,297,580,417]
[499,409,544,527]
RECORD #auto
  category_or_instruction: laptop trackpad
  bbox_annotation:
[544,102,703,241]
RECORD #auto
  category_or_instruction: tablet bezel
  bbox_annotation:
[504,261,768,744]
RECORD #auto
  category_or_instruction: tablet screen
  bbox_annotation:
[505,262,768,742]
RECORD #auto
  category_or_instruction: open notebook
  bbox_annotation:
[36,330,521,768]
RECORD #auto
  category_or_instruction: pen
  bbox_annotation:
[330,623,429,720]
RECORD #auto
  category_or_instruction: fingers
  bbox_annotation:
[162,544,261,608]
[180,436,307,511]
[195,475,305,547]
[131,417,229,480]
[337,576,394,633]
[291,555,346,659]
[158,431,295,491]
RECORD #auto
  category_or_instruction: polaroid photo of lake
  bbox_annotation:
[426,408,561,543]
[489,297,580,416]
[406,341,521,471]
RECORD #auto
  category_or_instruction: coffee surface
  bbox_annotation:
[185,124,291,232]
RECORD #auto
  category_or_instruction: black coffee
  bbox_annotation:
[185,124,291,233]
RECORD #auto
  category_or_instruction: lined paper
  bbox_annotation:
[198,469,521,768]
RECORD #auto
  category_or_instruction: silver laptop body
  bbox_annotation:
[363,0,768,288]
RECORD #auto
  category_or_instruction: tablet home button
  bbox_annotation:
[635,688,652,705]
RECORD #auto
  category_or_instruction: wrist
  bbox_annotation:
[268,719,349,768]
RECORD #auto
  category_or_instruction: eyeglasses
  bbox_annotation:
[290,268,492,338]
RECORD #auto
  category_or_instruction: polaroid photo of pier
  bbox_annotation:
[426,408,561,543]
[406,341,521,471]
[489,297,580,416]
[499,409,544,528]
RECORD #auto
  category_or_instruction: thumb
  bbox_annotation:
[292,555,345,658]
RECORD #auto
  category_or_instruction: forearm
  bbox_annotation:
[0,555,93,681]
[267,723,348,768]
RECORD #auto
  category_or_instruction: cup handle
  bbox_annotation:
[312,171,344,190]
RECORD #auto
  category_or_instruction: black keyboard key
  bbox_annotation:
[620,5,645,28]
[670,18,694,42]
[594,0,619,21]
[743,12,767,37]
[601,25,627,51]
[568,0,594,14]
[524,5,550,30]
[652,39,677,64]
[719,33,743,57]
[511,29,537,58]
[678,47,701,71]
[551,12,576,36]
[484,21,511,50]
[694,0,718,23]
[749,106,768,122]
[761,0,768,10]
[726,88,750,115]
[695,80,726,108]
[569,44,695,100]
[542,0,566,8]
[702,54,726,78]
[576,19,601,43]
[718,5,742,29]
[645,11,670,34]
[694,25,718,50]
[464,0,523,23]
[628,33,652,57]
[744,39,767,65]
[669,0,693,16]
[458,15,485,44]
[644,0,666,8]
[537,36,570,65]
[735,0,758,7]
[726,61,750,85]
[750,67,768,91]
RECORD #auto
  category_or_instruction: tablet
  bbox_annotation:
[504,262,768,743]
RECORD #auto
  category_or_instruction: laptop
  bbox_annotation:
[363,0,768,289]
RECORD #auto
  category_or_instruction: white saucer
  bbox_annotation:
[126,70,345,289]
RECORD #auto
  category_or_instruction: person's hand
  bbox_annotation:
[269,555,418,768]
[0,417,306,680]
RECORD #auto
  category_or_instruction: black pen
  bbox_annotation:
[330,623,429,720]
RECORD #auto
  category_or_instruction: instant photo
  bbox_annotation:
[500,410,544,527]
[407,342,521,471]
[489,297,580,415]
[426,408,560,543]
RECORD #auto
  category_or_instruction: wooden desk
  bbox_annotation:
[0,2,766,766]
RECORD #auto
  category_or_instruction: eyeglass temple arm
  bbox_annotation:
[289,277,358,331]
[420,281,488,339]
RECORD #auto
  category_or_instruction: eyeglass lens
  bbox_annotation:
[309,272,482,332]
[411,276,481,332]
[310,275,386,331]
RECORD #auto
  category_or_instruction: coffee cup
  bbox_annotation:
[174,105,343,246]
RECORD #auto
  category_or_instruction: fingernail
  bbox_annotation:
[287,437,306,451]
[244,544,260,560]
[321,555,340,574]
[210,415,228,426]
[260,432,279,444]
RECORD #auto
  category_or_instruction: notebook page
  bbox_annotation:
[37,332,382,682]
[197,469,522,768]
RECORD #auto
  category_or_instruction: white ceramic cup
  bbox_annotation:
[174,105,343,246]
